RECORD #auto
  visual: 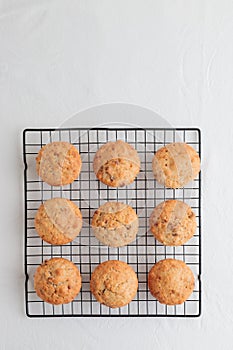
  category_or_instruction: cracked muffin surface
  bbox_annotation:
[93,140,140,187]
[148,259,195,305]
[149,199,196,246]
[36,141,82,186]
[35,198,82,245]
[90,260,138,308]
[34,258,82,305]
[91,202,139,247]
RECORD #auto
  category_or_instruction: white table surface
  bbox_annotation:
[1,0,233,349]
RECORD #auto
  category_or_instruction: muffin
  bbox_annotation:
[36,141,82,186]
[34,258,82,305]
[35,198,82,245]
[152,142,200,188]
[149,200,196,246]
[148,259,195,305]
[91,202,139,247]
[90,260,138,308]
[93,140,140,187]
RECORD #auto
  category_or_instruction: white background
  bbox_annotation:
[1,0,233,349]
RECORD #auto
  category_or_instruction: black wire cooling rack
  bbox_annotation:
[23,127,201,317]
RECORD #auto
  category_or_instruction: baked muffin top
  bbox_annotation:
[93,140,140,187]
[36,141,82,186]
[90,260,138,308]
[34,258,82,305]
[152,142,200,188]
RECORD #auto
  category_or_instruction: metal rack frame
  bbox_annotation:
[23,127,201,318]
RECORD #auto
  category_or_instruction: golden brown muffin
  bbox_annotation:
[35,198,82,245]
[93,140,140,187]
[152,142,200,188]
[91,202,139,247]
[148,259,195,305]
[36,141,82,186]
[34,258,82,305]
[149,200,196,246]
[90,260,138,308]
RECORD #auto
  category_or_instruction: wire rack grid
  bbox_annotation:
[23,127,201,317]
